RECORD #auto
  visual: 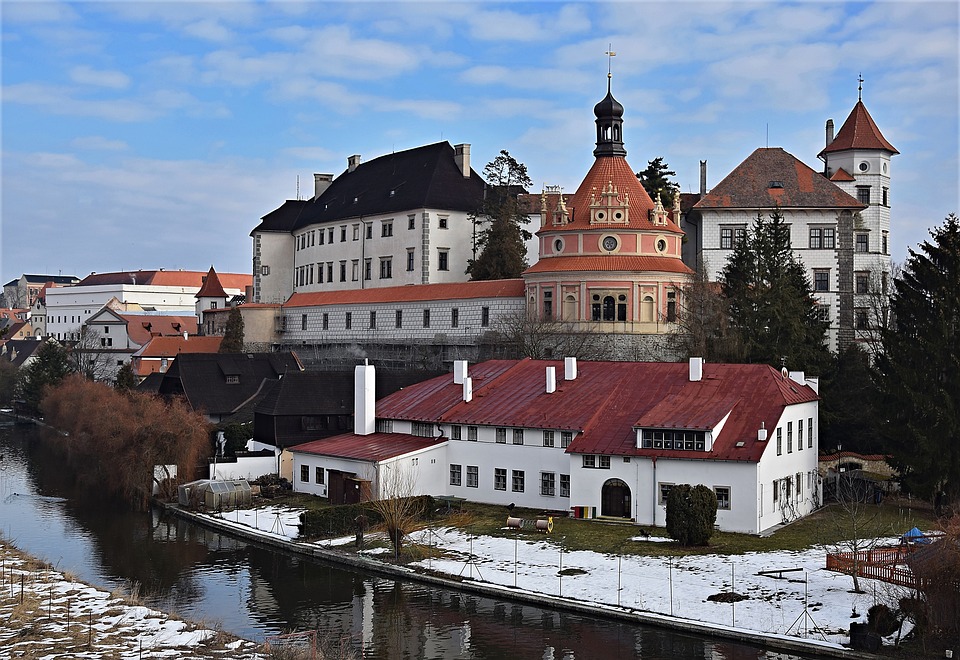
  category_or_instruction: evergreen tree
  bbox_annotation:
[665,484,718,546]
[876,215,960,502]
[466,150,532,281]
[115,362,139,391]
[819,345,881,454]
[720,208,831,372]
[636,156,679,204]
[0,359,18,406]
[17,339,72,413]
[219,306,245,353]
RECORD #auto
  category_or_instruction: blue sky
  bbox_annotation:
[2,1,957,284]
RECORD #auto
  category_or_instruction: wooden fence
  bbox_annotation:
[825,546,919,588]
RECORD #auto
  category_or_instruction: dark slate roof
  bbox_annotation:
[819,100,898,157]
[0,339,45,368]
[137,371,165,393]
[255,142,485,234]
[250,199,309,235]
[694,148,864,211]
[21,274,80,285]
[157,352,304,416]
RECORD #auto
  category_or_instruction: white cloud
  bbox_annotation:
[467,4,591,42]
[70,136,129,151]
[182,18,234,43]
[69,65,130,90]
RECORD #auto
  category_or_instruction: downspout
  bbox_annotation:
[651,456,657,526]
[359,216,365,290]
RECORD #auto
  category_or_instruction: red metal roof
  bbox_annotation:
[285,279,525,308]
[524,255,692,275]
[819,100,898,157]
[289,433,447,462]
[375,359,818,463]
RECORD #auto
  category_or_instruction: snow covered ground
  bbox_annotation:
[0,541,265,659]
[195,504,910,650]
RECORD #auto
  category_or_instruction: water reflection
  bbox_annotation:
[1,426,818,658]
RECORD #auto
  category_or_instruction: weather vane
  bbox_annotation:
[858,72,864,101]
[605,44,616,80]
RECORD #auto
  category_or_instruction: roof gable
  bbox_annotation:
[196,267,228,298]
[819,100,898,157]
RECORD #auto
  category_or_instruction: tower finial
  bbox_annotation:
[858,72,864,101]
[605,45,616,92]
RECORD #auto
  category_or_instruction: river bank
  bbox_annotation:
[166,502,890,660]
[0,538,269,659]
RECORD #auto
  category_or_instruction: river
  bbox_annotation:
[0,424,821,658]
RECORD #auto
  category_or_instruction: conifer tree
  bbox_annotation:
[17,339,72,413]
[876,215,960,502]
[467,150,532,280]
[219,306,244,353]
[636,156,679,204]
[720,208,831,372]
[115,362,139,391]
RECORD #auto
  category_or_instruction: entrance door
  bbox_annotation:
[601,478,631,518]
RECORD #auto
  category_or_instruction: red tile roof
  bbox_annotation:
[694,148,864,210]
[120,314,199,345]
[819,100,898,157]
[829,167,856,182]
[285,279,525,308]
[375,359,818,463]
[196,267,228,298]
[524,255,692,275]
[290,433,447,462]
[78,270,251,290]
[135,335,222,358]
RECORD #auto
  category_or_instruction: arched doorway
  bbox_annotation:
[601,478,631,518]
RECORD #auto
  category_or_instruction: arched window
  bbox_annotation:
[563,294,577,321]
[602,296,615,321]
[641,295,655,323]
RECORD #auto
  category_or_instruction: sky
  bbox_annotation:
[1,1,958,285]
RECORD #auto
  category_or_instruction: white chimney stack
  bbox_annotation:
[463,376,473,403]
[453,360,468,385]
[788,371,806,386]
[454,144,471,178]
[546,366,556,394]
[348,154,361,172]
[183,331,188,341]
[689,357,704,382]
[354,360,376,436]
[758,422,768,442]
[564,357,577,380]
[313,173,333,199]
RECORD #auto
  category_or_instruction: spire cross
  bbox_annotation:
[858,73,864,101]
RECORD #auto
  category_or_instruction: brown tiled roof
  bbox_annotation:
[285,279,525,308]
[524,255,692,275]
[290,433,447,462]
[78,270,251,291]
[135,335,222,358]
[694,148,864,210]
[819,100,898,157]
[829,168,856,182]
[196,267,228,298]
[120,315,199,345]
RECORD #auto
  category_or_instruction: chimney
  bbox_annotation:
[564,357,577,381]
[826,119,834,147]
[689,357,704,382]
[347,155,361,173]
[454,144,471,178]
[183,331,188,340]
[313,173,333,199]
[354,360,376,436]
[699,160,707,196]
[788,371,806,386]
[546,366,556,394]
[453,360,468,385]
[757,422,768,442]
[463,376,473,403]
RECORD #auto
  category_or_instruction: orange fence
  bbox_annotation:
[825,546,919,588]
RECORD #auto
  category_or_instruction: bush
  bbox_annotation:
[665,484,718,546]
[298,496,435,539]
[867,603,900,636]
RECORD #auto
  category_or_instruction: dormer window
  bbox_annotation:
[768,181,784,189]
[225,375,239,384]
[640,429,707,451]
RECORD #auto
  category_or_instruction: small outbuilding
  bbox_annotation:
[178,479,252,511]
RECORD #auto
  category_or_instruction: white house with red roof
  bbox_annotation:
[290,357,821,534]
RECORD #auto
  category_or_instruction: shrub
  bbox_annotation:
[665,484,718,546]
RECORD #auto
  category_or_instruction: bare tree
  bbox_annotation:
[670,257,745,362]
[490,308,605,360]
[67,326,117,382]
[825,472,894,593]
[854,261,900,357]
[369,463,423,558]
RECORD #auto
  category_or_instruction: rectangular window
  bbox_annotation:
[317,263,323,283]
[328,228,335,243]
[466,466,478,488]
[395,309,402,328]
[857,186,871,205]
[451,308,459,328]
[599,455,610,469]
[855,272,870,295]
[364,259,372,281]
[543,430,555,447]
[438,249,449,271]
[659,483,673,505]
[322,313,329,330]
[721,227,733,249]
[352,259,359,281]
[494,468,507,491]
[856,233,869,254]
[380,258,392,279]
[882,231,889,255]
[339,261,347,282]
[808,418,814,449]
[882,187,889,206]
[855,308,869,330]
[512,470,524,493]
[582,455,596,468]
[340,226,347,242]
[541,472,556,496]
[381,221,392,237]
[561,431,573,448]
[364,223,372,240]
[327,262,334,282]
[315,467,325,485]
[345,312,352,330]
[438,216,448,229]
[809,227,821,249]
[715,486,730,510]
[798,421,804,450]
[407,249,415,272]
[481,306,490,327]
[467,426,477,441]
[423,308,430,328]
[451,425,462,441]
[450,464,462,486]
[787,421,793,453]
[817,304,830,323]
[814,270,830,292]
[300,465,309,482]
[408,214,416,230]
[559,474,570,497]
[412,422,433,437]
[823,227,836,249]
[512,429,524,445]
[777,428,783,456]
[318,231,325,246]
[353,224,360,241]
[369,310,376,329]
[301,314,307,331]
[496,428,506,444]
